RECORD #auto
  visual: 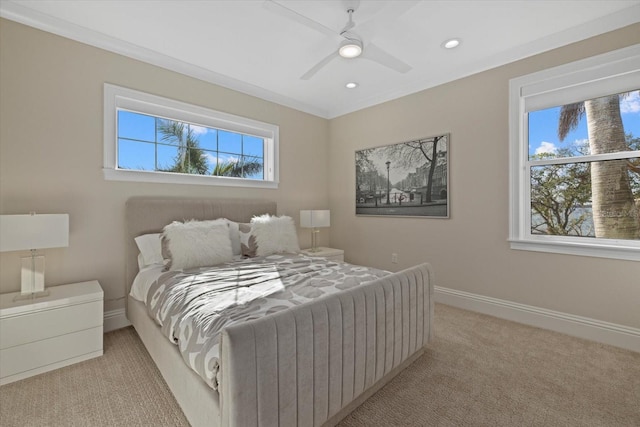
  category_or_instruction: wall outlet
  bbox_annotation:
[391,253,398,264]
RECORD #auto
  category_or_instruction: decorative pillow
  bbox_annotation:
[161,219,233,270]
[161,219,229,261]
[134,233,164,267]
[225,219,242,257]
[248,214,300,257]
[239,222,258,258]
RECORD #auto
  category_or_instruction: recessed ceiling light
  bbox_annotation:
[338,38,363,59]
[442,38,461,49]
[345,82,358,89]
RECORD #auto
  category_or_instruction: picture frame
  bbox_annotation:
[355,133,449,218]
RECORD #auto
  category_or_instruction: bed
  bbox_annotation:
[125,197,433,427]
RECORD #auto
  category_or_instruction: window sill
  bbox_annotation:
[509,238,640,261]
[103,168,278,189]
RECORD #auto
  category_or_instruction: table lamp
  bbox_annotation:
[0,213,69,298]
[300,210,330,252]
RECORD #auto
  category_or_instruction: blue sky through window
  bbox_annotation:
[528,90,640,157]
[526,90,640,239]
[117,110,265,179]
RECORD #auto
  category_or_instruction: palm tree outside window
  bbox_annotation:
[509,44,640,260]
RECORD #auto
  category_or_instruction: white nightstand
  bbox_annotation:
[301,247,344,262]
[0,281,103,385]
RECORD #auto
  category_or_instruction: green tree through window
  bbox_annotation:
[157,120,209,175]
[556,94,639,239]
[509,45,640,260]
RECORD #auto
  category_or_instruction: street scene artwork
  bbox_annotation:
[356,134,449,217]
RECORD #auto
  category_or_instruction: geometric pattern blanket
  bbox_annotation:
[146,254,388,390]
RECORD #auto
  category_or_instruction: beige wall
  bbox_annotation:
[328,24,640,329]
[1,18,639,330]
[0,19,330,312]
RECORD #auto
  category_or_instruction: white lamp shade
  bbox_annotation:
[300,210,330,228]
[0,214,69,252]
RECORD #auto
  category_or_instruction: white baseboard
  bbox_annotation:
[434,286,640,353]
[102,292,639,352]
[104,308,131,333]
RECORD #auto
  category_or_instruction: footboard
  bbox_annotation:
[219,263,434,427]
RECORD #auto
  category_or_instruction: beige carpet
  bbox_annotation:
[339,304,640,426]
[1,304,638,426]
[0,324,189,426]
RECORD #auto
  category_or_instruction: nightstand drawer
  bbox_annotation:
[0,301,103,349]
[0,281,103,385]
[0,326,103,379]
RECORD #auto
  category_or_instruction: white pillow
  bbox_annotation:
[134,233,164,267]
[225,219,242,256]
[137,253,146,270]
[130,263,165,302]
[162,219,233,270]
[250,214,300,256]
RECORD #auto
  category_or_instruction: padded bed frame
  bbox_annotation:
[125,197,434,427]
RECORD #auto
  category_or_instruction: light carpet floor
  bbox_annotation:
[1,303,638,426]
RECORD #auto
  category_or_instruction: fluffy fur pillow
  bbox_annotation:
[245,214,300,257]
[162,219,233,270]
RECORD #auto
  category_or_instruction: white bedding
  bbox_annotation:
[129,263,164,302]
[130,256,245,302]
[140,254,389,390]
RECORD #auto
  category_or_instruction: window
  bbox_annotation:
[104,84,278,188]
[509,45,640,260]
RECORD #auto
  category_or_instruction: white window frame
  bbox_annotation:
[103,83,279,189]
[509,44,640,261]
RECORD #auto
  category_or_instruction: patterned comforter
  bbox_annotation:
[145,253,389,390]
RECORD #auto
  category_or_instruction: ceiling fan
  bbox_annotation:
[264,0,415,80]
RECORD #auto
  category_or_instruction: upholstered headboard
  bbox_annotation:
[125,197,277,298]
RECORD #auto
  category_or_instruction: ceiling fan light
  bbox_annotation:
[339,39,362,58]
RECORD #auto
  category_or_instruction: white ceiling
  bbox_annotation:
[2,0,639,119]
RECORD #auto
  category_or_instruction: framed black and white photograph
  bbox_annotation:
[355,133,449,218]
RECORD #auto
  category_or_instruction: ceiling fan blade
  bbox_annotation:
[301,51,339,80]
[361,42,412,74]
[263,0,337,38]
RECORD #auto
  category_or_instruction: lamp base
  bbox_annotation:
[13,290,50,302]
[21,253,45,295]
[310,228,321,252]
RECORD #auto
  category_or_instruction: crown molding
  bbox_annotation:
[326,4,640,118]
[0,0,330,119]
[2,1,638,120]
